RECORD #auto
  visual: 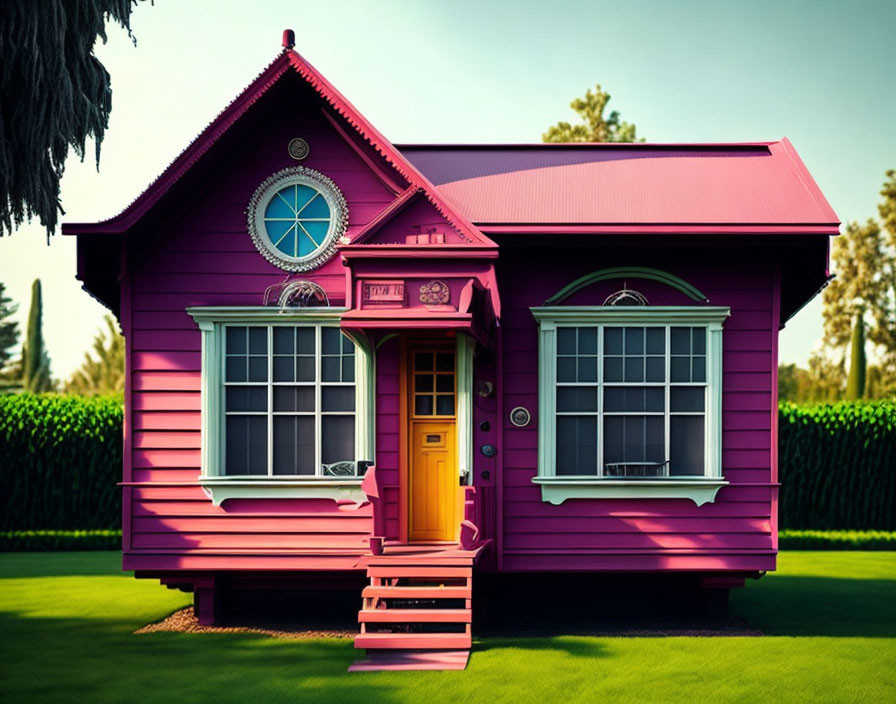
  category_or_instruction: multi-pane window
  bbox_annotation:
[412,350,456,417]
[223,325,356,476]
[554,325,708,478]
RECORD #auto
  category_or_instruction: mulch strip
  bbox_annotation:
[135,607,761,639]
[135,607,356,639]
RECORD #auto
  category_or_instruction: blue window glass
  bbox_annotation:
[263,184,332,259]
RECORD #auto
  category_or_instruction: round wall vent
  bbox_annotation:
[510,406,531,427]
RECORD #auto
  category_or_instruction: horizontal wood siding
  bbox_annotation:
[497,246,778,571]
[375,337,402,540]
[124,97,397,566]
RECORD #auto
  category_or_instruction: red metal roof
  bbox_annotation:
[399,141,839,233]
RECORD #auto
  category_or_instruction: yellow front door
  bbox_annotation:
[409,347,458,542]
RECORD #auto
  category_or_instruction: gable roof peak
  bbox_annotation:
[63,36,494,248]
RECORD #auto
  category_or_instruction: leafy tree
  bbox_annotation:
[65,315,125,396]
[543,84,643,143]
[778,357,844,403]
[805,352,846,402]
[21,279,52,392]
[0,1,145,238]
[822,219,883,351]
[0,282,18,372]
[869,170,896,396]
[818,171,896,399]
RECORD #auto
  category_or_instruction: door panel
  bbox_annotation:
[409,347,457,541]
[410,421,457,541]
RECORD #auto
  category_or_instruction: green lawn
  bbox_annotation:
[1,552,893,703]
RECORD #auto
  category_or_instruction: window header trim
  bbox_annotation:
[187,306,348,328]
[531,306,730,327]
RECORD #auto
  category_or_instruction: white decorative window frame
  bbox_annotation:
[247,167,349,273]
[531,306,730,506]
[187,307,374,505]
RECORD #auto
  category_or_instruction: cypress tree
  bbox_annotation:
[0,282,18,370]
[22,279,52,392]
[845,312,866,400]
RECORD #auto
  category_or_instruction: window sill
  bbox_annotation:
[198,476,366,506]
[531,477,728,506]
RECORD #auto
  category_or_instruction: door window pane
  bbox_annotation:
[415,374,434,392]
[436,395,455,416]
[436,353,454,371]
[415,395,433,415]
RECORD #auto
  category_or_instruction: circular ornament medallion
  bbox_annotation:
[287,137,310,161]
[419,280,450,305]
[247,166,348,272]
[510,406,531,427]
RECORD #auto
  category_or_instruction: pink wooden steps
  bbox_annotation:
[350,467,487,671]
[349,544,484,672]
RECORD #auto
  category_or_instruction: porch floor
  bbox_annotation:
[357,540,490,568]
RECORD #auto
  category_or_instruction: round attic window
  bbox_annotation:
[247,167,348,272]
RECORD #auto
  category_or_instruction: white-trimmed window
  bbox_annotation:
[531,307,730,506]
[246,167,348,273]
[187,307,374,505]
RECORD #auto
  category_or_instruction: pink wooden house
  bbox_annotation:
[64,32,838,670]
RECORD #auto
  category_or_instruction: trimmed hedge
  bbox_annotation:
[0,530,122,551]
[778,530,896,550]
[778,402,896,530]
[1,394,894,536]
[0,393,122,530]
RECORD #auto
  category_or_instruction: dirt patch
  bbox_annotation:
[135,607,357,639]
[136,607,761,639]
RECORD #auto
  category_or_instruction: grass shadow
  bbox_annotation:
[0,610,398,704]
[733,574,896,637]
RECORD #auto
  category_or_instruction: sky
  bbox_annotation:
[1,0,894,380]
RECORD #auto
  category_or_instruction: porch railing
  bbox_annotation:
[360,465,483,552]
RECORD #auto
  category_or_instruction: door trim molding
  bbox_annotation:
[398,335,409,544]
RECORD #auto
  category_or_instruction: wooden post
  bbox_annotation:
[193,575,228,626]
